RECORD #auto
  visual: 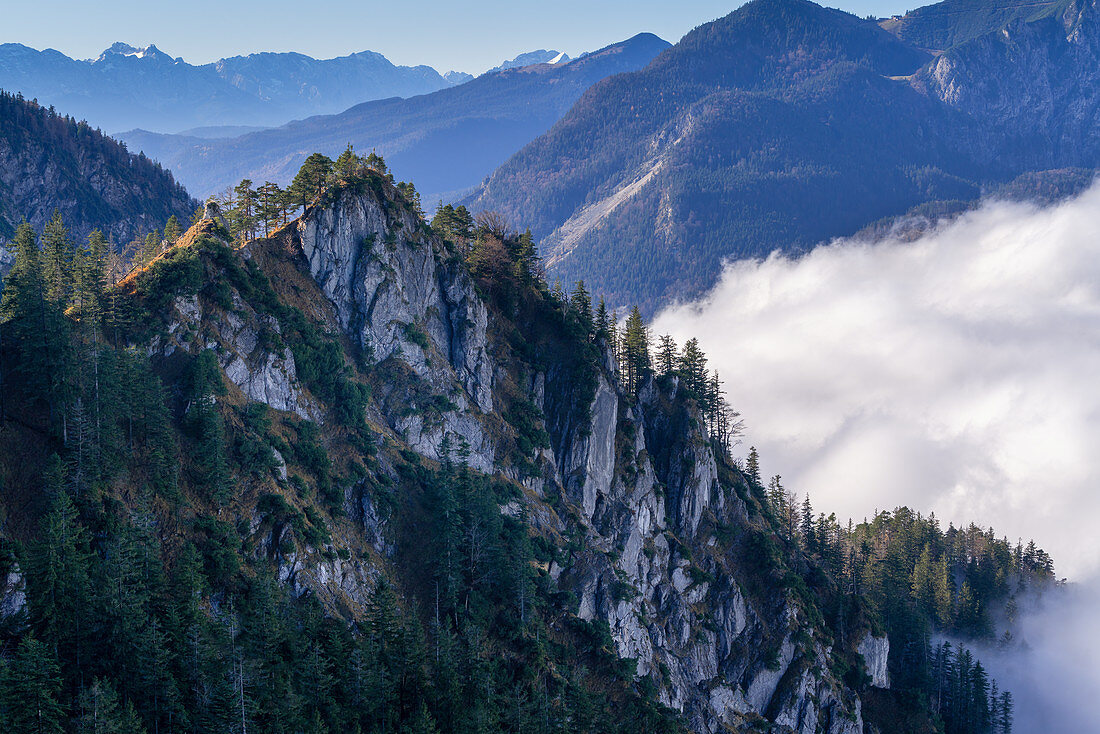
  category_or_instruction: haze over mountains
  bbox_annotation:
[0,41,468,133]
[120,33,670,200]
[484,49,571,74]
[470,0,1100,312]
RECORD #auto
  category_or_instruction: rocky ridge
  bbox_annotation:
[141,178,892,733]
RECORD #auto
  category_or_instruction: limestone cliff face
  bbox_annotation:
[158,183,889,734]
[293,188,496,471]
[536,369,878,734]
[155,292,318,422]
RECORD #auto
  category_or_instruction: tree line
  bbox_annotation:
[741,453,1055,734]
[210,145,425,245]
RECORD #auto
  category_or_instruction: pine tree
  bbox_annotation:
[620,306,650,393]
[431,204,475,244]
[799,495,815,555]
[140,231,161,267]
[41,210,74,305]
[0,636,66,734]
[678,338,707,396]
[767,475,787,523]
[25,487,92,684]
[334,143,363,182]
[397,181,424,218]
[184,350,230,503]
[289,153,335,210]
[746,447,761,487]
[256,181,283,238]
[515,229,540,283]
[77,678,147,734]
[594,297,610,340]
[364,151,388,175]
[570,281,593,337]
[655,334,677,376]
[1,222,51,407]
[164,215,182,245]
[911,543,936,615]
[232,179,257,242]
[999,690,1013,734]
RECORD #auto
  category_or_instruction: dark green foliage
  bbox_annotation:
[431,203,474,242]
[192,516,241,588]
[0,207,685,734]
[0,636,66,733]
[275,303,370,427]
[759,487,1039,734]
[0,165,1036,734]
[184,350,231,504]
[289,152,335,210]
[291,420,333,503]
[132,245,203,316]
[402,321,431,351]
[505,395,551,467]
[930,642,1015,734]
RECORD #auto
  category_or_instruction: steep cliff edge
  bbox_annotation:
[209,178,889,731]
[1,172,894,733]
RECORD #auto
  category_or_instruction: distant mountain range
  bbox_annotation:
[0,90,195,246]
[0,42,469,133]
[119,34,670,200]
[468,0,1100,313]
[485,49,570,74]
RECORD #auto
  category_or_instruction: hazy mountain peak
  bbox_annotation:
[96,42,172,63]
[483,49,571,75]
[444,70,474,85]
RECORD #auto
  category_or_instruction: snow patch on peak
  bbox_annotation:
[483,49,571,75]
[96,42,168,62]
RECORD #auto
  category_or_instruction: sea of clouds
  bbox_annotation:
[651,182,1100,731]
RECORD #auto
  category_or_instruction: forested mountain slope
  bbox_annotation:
[0,155,1049,733]
[886,0,1074,50]
[118,33,671,200]
[0,90,195,245]
[469,0,1100,313]
[0,42,461,134]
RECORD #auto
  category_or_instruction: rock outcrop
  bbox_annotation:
[151,180,891,734]
[537,369,868,733]
[294,188,495,469]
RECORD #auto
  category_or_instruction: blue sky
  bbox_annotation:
[5,0,910,72]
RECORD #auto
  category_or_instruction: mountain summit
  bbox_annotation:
[484,48,572,74]
[95,42,175,63]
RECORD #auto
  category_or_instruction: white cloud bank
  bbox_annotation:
[654,182,1100,578]
[976,581,1100,732]
[653,183,1100,731]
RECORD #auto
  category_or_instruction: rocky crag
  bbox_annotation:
[79,171,893,733]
